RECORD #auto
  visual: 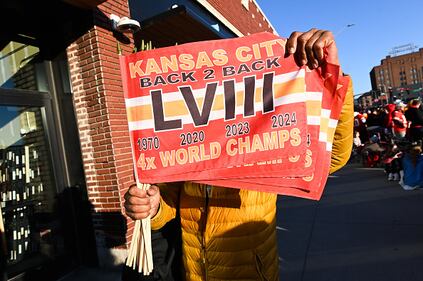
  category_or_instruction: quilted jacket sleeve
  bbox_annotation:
[329,77,354,174]
[150,182,182,230]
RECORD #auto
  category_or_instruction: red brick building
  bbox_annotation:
[0,0,276,279]
[370,47,423,101]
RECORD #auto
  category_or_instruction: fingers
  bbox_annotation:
[125,205,152,220]
[306,30,325,68]
[319,31,338,65]
[295,28,318,66]
[286,31,302,55]
[147,185,161,217]
[125,184,147,200]
[287,29,338,68]
[124,184,161,220]
[146,185,159,196]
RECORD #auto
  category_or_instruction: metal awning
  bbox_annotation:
[134,6,224,49]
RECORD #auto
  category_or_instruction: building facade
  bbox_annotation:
[0,1,275,280]
[370,47,423,102]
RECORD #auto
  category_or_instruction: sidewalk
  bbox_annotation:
[60,163,423,281]
[57,266,121,281]
[277,163,423,281]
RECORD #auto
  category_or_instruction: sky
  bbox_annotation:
[257,0,423,97]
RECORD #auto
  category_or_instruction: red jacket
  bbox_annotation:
[384,104,396,129]
[391,109,407,133]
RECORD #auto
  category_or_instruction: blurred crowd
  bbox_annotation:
[351,98,423,189]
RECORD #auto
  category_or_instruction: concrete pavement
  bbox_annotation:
[60,163,423,281]
[277,163,423,281]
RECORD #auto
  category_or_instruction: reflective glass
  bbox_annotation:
[0,42,49,92]
[0,105,64,277]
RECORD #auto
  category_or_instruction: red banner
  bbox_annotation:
[120,32,349,199]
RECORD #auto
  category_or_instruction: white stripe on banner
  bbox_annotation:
[306,92,323,101]
[319,132,328,142]
[328,119,338,128]
[321,109,331,118]
[326,142,333,151]
[125,69,305,108]
[307,116,320,125]
[128,119,153,131]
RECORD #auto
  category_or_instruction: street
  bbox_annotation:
[277,162,423,281]
[60,162,423,281]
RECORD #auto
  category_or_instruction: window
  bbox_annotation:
[241,0,249,10]
[0,42,48,92]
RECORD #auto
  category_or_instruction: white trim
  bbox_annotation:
[195,0,278,37]
[251,0,278,35]
[195,0,244,37]
[241,0,249,10]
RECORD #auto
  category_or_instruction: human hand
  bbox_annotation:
[124,184,160,220]
[286,28,339,69]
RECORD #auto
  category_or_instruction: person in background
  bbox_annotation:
[353,131,362,148]
[366,107,386,142]
[352,130,364,162]
[354,111,368,143]
[361,134,385,168]
[391,101,408,139]
[124,29,354,281]
[405,99,423,142]
[384,142,402,181]
[399,144,423,190]
[384,103,396,134]
[366,108,380,127]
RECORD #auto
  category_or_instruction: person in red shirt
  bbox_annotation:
[391,101,408,139]
[384,103,396,131]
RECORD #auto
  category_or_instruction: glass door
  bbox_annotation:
[0,104,67,279]
[0,38,79,280]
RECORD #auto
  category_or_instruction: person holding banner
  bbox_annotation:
[124,28,354,281]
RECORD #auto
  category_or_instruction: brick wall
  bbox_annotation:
[66,0,136,264]
[206,0,274,35]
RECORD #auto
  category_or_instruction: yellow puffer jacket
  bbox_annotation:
[151,79,354,281]
[330,77,354,174]
[153,183,278,281]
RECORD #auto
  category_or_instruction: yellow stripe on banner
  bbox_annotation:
[126,77,306,123]
[320,117,329,135]
[306,100,321,116]
[273,78,305,99]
